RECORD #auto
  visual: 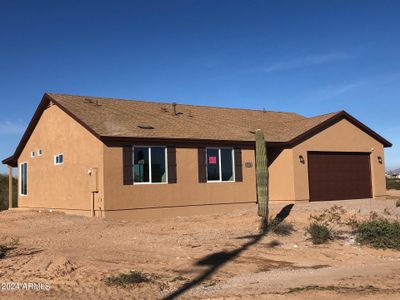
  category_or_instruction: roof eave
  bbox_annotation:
[2,155,17,167]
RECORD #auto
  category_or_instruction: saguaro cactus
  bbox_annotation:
[255,129,269,221]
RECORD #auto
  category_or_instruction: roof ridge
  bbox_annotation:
[47,92,304,117]
[278,111,342,124]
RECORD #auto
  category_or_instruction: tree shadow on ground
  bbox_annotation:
[163,203,294,300]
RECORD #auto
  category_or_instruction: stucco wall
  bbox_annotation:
[292,119,386,201]
[268,148,296,201]
[17,105,104,216]
[103,146,257,217]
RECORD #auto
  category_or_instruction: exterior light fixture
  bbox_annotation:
[299,155,305,164]
[378,156,383,164]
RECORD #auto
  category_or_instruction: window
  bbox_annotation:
[54,154,64,165]
[31,151,35,157]
[20,162,28,195]
[206,148,235,182]
[133,146,167,183]
[38,149,43,156]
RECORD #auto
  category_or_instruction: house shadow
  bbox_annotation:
[163,203,294,300]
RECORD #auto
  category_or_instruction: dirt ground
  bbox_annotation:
[0,191,400,299]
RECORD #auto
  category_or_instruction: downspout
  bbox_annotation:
[91,192,95,217]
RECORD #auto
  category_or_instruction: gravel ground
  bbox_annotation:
[0,192,399,299]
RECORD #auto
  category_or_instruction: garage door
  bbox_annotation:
[308,152,372,201]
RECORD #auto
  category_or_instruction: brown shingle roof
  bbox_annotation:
[47,93,340,143]
[2,93,392,167]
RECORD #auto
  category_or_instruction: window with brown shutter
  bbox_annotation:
[167,147,177,183]
[122,146,133,185]
[234,148,243,182]
[198,147,207,183]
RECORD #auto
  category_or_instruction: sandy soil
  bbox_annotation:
[0,194,400,299]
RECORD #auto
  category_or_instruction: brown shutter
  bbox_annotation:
[167,147,177,184]
[198,147,207,183]
[234,148,243,182]
[123,146,133,185]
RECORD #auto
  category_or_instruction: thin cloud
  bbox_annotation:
[308,81,366,101]
[323,82,365,98]
[262,52,352,73]
[0,120,25,135]
[311,72,400,101]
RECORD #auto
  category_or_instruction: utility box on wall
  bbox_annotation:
[89,168,99,193]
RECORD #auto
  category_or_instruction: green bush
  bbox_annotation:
[306,206,346,244]
[356,219,400,250]
[105,271,151,287]
[306,223,332,244]
[386,178,400,190]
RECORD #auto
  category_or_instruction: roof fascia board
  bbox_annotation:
[286,111,392,148]
[2,93,103,167]
[1,94,51,167]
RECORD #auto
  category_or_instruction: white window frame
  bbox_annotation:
[132,146,168,185]
[30,151,35,158]
[206,147,235,183]
[19,162,28,196]
[54,153,64,165]
[38,149,43,156]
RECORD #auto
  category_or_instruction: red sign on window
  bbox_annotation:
[208,156,217,164]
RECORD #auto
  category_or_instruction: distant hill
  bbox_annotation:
[387,168,400,175]
[0,174,17,210]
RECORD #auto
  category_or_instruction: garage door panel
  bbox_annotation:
[308,152,372,201]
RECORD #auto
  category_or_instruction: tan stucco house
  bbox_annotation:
[2,93,392,219]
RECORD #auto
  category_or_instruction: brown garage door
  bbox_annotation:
[308,152,372,201]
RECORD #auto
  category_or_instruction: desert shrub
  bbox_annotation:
[306,206,346,243]
[386,178,400,190]
[0,245,7,259]
[169,275,188,282]
[356,219,400,250]
[345,213,360,231]
[105,271,151,287]
[383,208,391,215]
[306,223,333,244]
[396,200,400,208]
[309,205,347,228]
[0,237,19,259]
[369,211,379,220]
[268,218,295,236]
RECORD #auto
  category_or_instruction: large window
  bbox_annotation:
[206,148,235,182]
[133,147,167,183]
[20,162,28,196]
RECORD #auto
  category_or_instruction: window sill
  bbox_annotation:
[133,182,168,185]
[206,180,236,183]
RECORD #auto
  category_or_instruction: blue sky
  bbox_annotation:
[0,0,399,173]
